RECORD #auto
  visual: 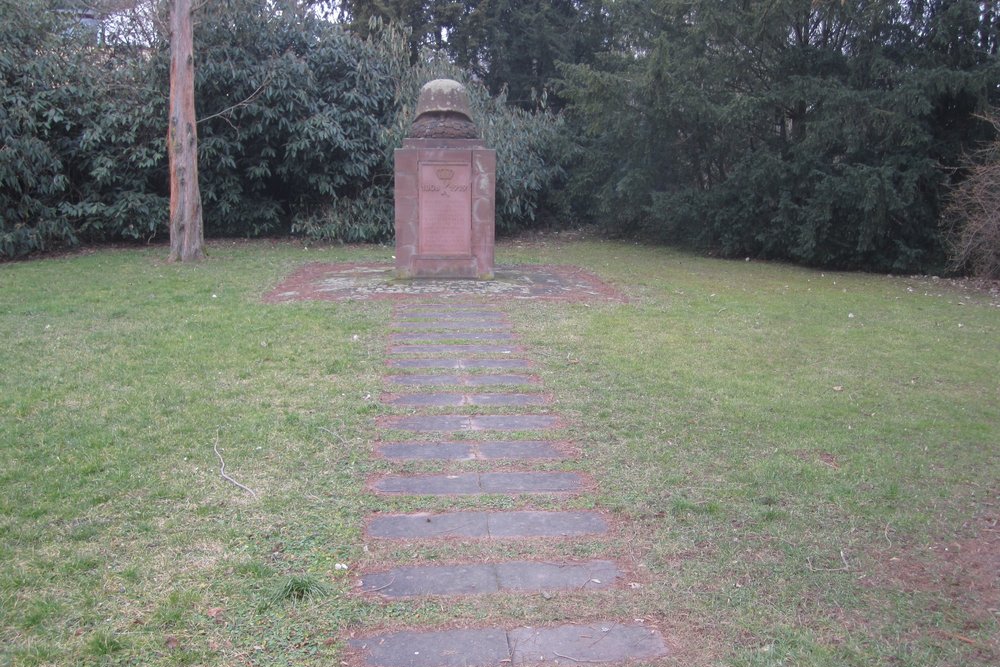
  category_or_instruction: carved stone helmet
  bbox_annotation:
[409,79,479,139]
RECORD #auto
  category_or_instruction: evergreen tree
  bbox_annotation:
[559,0,999,272]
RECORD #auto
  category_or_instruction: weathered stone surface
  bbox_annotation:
[382,392,549,407]
[377,440,564,461]
[384,374,537,387]
[463,374,538,386]
[486,511,608,538]
[478,471,586,494]
[392,320,509,330]
[394,310,506,319]
[389,344,521,355]
[390,332,515,342]
[359,560,621,598]
[264,262,627,303]
[469,415,560,431]
[371,471,586,495]
[509,623,669,665]
[388,358,532,370]
[495,560,621,592]
[381,392,467,407]
[360,563,498,597]
[394,98,496,279]
[384,374,466,386]
[348,628,509,667]
[348,623,667,667]
[378,441,478,461]
[409,113,478,139]
[477,441,565,459]
[366,511,608,540]
[468,393,549,406]
[367,512,490,539]
[381,415,471,432]
[381,414,559,432]
[371,473,483,495]
[413,79,475,122]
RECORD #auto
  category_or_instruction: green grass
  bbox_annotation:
[1,238,997,666]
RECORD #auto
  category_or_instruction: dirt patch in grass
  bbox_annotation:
[877,509,999,657]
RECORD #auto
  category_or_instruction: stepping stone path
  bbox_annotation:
[350,301,668,666]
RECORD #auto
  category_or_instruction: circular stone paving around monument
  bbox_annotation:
[263,262,625,302]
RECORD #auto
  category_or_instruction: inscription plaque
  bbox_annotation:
[418,162,472,256]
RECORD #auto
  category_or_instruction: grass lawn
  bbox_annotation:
[1,237,997,666]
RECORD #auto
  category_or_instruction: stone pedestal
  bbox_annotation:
[395,139,496,279]
[394,79,496,280]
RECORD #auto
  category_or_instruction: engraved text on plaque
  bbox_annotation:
[417,162,472,256]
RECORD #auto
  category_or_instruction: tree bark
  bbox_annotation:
[167,0,205,262]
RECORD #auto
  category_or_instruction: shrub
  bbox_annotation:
[945,112,1000,278]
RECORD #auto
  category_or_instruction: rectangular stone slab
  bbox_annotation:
[384,374,537,387]
[394,310,506,319]
[381,414,559,432]
[349,628,510,667]
[372,473,484,495]
[469,415,560,430]
[393,313,510,327]
[359,560,620,598]
[367,512,490,539]
[360,563,500,597]
[392,321,510,330]
[389,344,522,354]
[390,332,516,342]
[371,471,586,495]
[382,393,549,407]
[381,392,468,407]
[509,623,669,665]
[478,472,586,494]
[377,441,478,461]
[349,623,667,667]
[366,511,608,540]
[380,415,471,431]
[467,393,549,406]
[486,511,608,538]
[377,440,564,461]
[477,441,565,459]
[495,560,621,592]
[388,358,532,370]
[462,374,538,386]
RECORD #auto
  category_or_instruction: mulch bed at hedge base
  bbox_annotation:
[262,262,626,303]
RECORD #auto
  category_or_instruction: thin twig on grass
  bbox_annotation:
[553,652,603,664]
[933,630,991,650]
[806,550,850,572]
[366,577,397,593]
[213,434,257,498]
[319,426,347,445]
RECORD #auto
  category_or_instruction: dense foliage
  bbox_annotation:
[4,0,997,273]
[559,0,999,272]
[335,0,610,109]
[0,0,567,258]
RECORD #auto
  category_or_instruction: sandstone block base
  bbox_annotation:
[394,139,496,280]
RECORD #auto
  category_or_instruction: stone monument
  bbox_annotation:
[394,79,496,279]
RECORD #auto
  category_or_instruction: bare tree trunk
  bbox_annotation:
[167,0,205,262]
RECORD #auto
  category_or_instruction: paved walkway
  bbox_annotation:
[348,301,668,666]
[264,263,626,303]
